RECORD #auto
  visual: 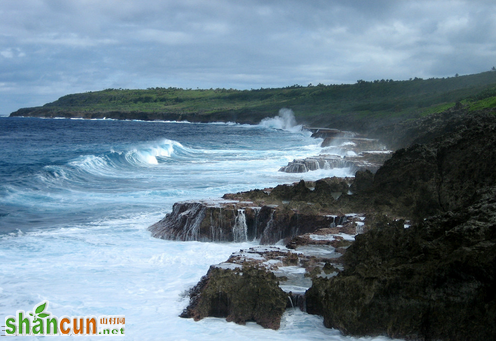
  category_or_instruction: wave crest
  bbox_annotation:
[46,139,194,181]
[128,139,186,165]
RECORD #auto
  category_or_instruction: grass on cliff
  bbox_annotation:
[419,86,496,116]
[15,70,496,122]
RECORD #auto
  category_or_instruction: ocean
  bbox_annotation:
[0,115,396,340]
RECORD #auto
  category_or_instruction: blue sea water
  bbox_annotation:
[0,116,396,340]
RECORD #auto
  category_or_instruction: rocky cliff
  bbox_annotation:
[305,110,496,340]
[306,189,496,340]
[360,109,496,220]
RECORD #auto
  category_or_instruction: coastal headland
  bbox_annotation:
[10,70,496,140]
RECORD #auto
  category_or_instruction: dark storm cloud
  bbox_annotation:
[1,0,496,115]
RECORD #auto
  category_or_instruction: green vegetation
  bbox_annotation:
[11,70,496,124]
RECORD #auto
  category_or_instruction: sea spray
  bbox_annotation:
[259,108,303,133]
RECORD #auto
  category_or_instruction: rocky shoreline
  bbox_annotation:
[150,108,496,340]
[279,127,392,174]
[148,177,366,245]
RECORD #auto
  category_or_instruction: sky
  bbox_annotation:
[1,0,496,116]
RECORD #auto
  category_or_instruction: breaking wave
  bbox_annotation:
[78,139,197,170]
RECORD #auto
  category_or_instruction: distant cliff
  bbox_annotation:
[9,107,269,125]
[10,71,496,136]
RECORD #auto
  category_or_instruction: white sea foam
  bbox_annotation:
[0,220,401,341]
[0,119,405,341]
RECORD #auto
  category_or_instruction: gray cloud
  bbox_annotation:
[1,0,496,115]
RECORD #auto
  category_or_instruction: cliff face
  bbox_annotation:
[367,109,496,220]
[306,190,496,340]
[305,112,496,340]
[9,108,268,125]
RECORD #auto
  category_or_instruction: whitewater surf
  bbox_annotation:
[0,115,395,340]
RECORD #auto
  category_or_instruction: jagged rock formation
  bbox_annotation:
[304,112,496,340]
[280,128,391,174]
[371,107,496,150]
[180,263,288,330]
[349,169,374,193]
[181,228,358,330]
[306,189,496,340]
[149,201,250,242]
[265,177,351,203]
[352,110,496,221]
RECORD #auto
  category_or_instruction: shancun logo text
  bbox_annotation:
[2,301,125,336]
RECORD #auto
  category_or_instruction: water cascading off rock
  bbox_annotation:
[148,201,349,244]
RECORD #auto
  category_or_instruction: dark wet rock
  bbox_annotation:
[286,216,364,250]
[150,201,252,242]
[148,198,349,244]
[149,177,367,244]
[307,127,349,139]
[366,112,496,221]
[223,177,353,206]
[305,190,496,340]
[349,169,374,193]
[180,264,288,330]
[279,161,309,173]
[309,178,350,203]
[371,144,441,219]
[149,202,208,241]
[270,180,312,201]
